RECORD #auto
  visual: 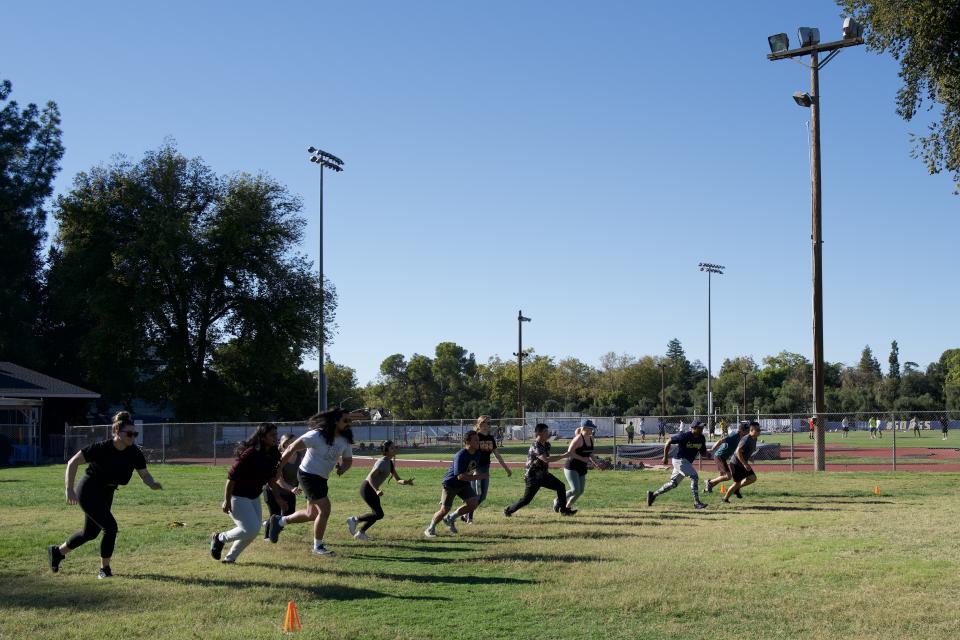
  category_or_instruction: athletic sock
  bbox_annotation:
[314,538,323,548]
[278,517,287,528]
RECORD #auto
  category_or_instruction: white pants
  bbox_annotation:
[671,458,697,479]
[221,495,262,561]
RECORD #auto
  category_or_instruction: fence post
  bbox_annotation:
[212,423,218,466]
[891,411,897,473]
[63,422,69,463]
[161,424,166,464]
[789,414,794,473]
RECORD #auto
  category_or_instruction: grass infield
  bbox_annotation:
[1,465,958,639]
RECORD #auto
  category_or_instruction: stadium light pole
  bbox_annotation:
[767,19,864,471]
[513,311,532,424]
[307,146,344,414]
[699,263,724,430]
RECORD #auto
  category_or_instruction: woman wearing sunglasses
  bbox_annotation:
[47,411,162,579]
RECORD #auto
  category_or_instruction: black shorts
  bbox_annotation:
[715,457,732,476]
[298,470,329,501]
[439,484,477,509]
[731,462,755,483]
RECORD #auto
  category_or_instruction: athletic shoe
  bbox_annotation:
[262,520,270,541]
[443,515,459,534]
[48,545,63,573]
[694,502,708,510]
[423,527,437,538]
[312,544,336,556]
[503,508,512,518]
[734,490,743,499]
[354,531,369,541]
[346,516,358,537]
[460,515,468,523]
[267,515,283,543]
[221,558,235,564]
[646,491,656,507]
[560,508,577,516]
[705,480,714,493]
[209,533,224,560]
[465,514,474,524]
[97,567,112,579]
[552,498,561,513]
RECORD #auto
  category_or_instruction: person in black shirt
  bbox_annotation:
[560,419,604,511]
[209,423,288,563]
[646,420,707,509]
[465,416,512,524]
[504,424,573,516]
[723,421,761,503]
[48,411,162,579]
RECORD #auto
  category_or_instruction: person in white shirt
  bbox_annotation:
[267,409,357,556]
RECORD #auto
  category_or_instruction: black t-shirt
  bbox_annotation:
[477,432,497,467]
[81,439,147,486]
[733,434,757,466]
[564,435,595,475]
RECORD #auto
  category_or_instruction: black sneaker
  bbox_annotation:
[98,566,112,579]
[503,508,512,518]
[268,515,283,543]
[647,491,656,507]
[560,508,577,516]
[694,502,708,510]
[734,490,743,499]
[48,545,63,573]
[210,533,224,560]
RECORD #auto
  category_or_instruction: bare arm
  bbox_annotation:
[222,479,235,513]
[662,442,671,464]
[493,450,512,476]
[336,456,353,475]
[278,438,307,472]
[136,467,162,490]
[64,451,85,504]
[390,469,413,485]
[735,446,752,470]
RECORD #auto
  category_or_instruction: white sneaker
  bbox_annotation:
[346,516,358,536]
[354,531,369,541]
[312,544,336,556]
[423,527,437,538]
[443,515,459,534]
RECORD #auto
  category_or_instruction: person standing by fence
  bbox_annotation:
[912,416,921,438]
[504,423,574,517]
[267,409,354,557]
[869,416,878,439]
[942,415,950,440]
[465,416,512,524]
[841,417,849,439]
[625,422,635,444]
[657,419,666,443]
[210,423,287,563]
[48,411,162,579]
[559,419,603,512]
[646,420,707,510]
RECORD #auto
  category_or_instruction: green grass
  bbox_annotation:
[1,465,959,639]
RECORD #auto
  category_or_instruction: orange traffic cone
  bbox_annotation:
[719,484,726,494]
[282,600,302,632]
[873,486,881,496]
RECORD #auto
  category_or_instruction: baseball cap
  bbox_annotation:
[691,420,705,428]
[580,419,597,430]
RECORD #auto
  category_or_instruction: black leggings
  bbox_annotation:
[264,487,296,518]
[505,473,567,514]
[356,482,384,532]
[66,478,118,558]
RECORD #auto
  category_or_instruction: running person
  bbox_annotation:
[646,420,707,509]
[705,422,749,498]
[346,441,413,541]
[210,423,288,563]
[723,421,761,503]
[267,409,355,556]
[424,431,487,537]
[503,423,574,517]
[47,411,162,578]
[559,419,604,512]
[465,416,512,524]
[263,433,300,540]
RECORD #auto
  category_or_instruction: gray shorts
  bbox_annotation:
[439,484,477,509]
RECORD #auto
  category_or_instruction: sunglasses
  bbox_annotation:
[123,431,139,438]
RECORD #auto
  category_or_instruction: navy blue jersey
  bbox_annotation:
[669,432,707,463]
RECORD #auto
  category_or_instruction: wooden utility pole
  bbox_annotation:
[514,311,531,424]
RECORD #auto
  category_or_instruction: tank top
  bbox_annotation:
[564,435,594,475]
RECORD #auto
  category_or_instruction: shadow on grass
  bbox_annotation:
[128,572,448,601]
[480,552,607,564]
[734,505,845,512]
[1,579,120,610]
[241,561,532,586]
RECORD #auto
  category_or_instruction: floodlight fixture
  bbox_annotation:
[698,262,725,274]
[842,18,862,40]
[307,146,317,154]
[767,33,790,54]
[793,91,814,107]
[798,27,820,48]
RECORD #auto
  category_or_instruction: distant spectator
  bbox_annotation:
[942,415,949,441]
[912,416,921,438]
[808,416,815,440]
[841,417,849,439]
[869,416,878,439]
[625,422,635,444]
[657,419,666,443]
[876,418,884,439]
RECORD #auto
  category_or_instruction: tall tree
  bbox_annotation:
[0,78,63,366]
[888,340,901,380]
[47,142,331,418]
[858,345,883,381]
[839,1,960,192]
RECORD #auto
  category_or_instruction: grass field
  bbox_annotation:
[2,464,959,640]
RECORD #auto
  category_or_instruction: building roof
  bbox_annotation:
[0,362,100,399]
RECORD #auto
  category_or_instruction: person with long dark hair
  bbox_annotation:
[504,423,574,517]
[262,433,300,540]
[267,409,355,556]
[345,441,413,541]
[47,411,162,579]
[209,423,288,563]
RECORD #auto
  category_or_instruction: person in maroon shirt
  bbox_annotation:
[209,423,287,563]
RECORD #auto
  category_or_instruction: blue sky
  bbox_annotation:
[4,1,957,384]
